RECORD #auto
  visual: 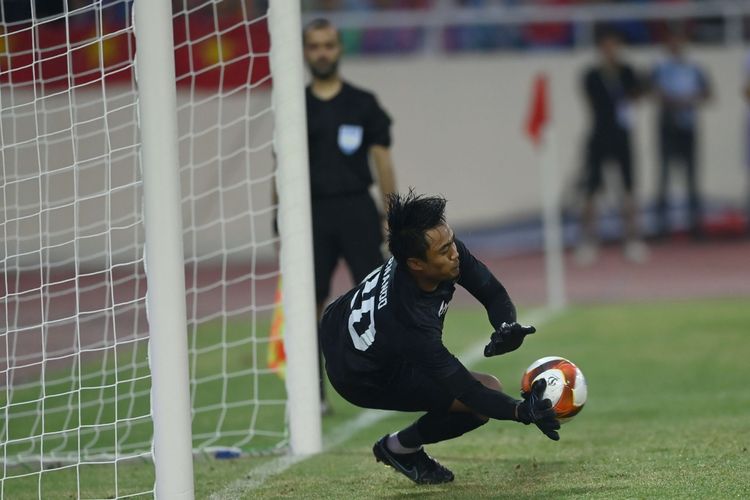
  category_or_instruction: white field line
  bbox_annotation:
[209,307,557,499]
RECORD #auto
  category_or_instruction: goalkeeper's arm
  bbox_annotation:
[441,365,560,440]
[454,239,517,328]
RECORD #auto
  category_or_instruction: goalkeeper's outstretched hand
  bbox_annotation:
[516,379,560,441]
[483,322,536,357]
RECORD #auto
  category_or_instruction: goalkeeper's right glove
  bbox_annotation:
[516,379,560,441]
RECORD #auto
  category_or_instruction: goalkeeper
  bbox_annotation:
[320,190,560,485]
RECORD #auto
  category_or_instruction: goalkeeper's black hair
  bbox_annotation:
[387,189,447,266]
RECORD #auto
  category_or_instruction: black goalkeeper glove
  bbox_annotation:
[516,379,560,441]
[483,322,536,357]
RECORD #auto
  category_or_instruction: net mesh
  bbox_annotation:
[1,1,283,496]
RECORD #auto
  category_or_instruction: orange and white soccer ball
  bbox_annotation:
[521,356,587,423]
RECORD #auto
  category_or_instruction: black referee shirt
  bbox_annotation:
[306,81,392,198]
[583,63,640,135]
[321,239,517,411]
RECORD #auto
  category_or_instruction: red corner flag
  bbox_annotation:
[525,74,549,146]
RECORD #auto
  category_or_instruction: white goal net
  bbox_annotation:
[1,0,297,497]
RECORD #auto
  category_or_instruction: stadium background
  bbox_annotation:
[1,1,749,498]
[3,0,749,404]
[4,0,750,268]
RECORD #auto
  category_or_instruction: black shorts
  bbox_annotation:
[326,362,455,413]
[311,192,384,302]
[659,122,696,162]
[584,131,634,195]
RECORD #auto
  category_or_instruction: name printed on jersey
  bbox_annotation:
[377,257,394,310]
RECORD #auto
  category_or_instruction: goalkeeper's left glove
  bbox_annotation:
[483,321,536,357]
[516,378,560,441]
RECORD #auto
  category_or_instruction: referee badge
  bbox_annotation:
[338,124,363,155]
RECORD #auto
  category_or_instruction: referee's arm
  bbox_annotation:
[370,145,396,219]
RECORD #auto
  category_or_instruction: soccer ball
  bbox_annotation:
[521,356,587,423]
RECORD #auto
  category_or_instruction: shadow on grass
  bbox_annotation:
[316,451,633,499]
[378,484,629,499]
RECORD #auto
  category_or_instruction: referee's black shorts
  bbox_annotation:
[311,192,384,302]
[583,130,634,195]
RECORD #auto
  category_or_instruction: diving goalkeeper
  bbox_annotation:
[319,190,560,485]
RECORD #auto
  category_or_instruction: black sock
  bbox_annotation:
[396,412,488,449]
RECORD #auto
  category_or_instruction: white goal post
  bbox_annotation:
[267,1,323,457]
[133,0,194,497]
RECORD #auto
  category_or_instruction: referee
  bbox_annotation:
[303,19,397,410]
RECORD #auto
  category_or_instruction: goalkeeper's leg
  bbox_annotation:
[373,371,500,484]
[394,410,488,450]
[390,372,500,449]
[373,411,486,485]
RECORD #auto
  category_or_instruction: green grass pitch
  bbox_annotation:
[3,297,749,498]
[222,297,750,499]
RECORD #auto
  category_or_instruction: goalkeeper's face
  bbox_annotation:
[409,224,460,283]
[303,27,342,81]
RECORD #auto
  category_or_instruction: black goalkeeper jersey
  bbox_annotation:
[320,239,517,409]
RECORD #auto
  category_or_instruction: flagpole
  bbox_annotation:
[540,125,566,311]
[527,73,566,311]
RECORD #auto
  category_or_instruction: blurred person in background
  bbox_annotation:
[303,18,397,411]
[577,27,648,265]
[651,28,711,240]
